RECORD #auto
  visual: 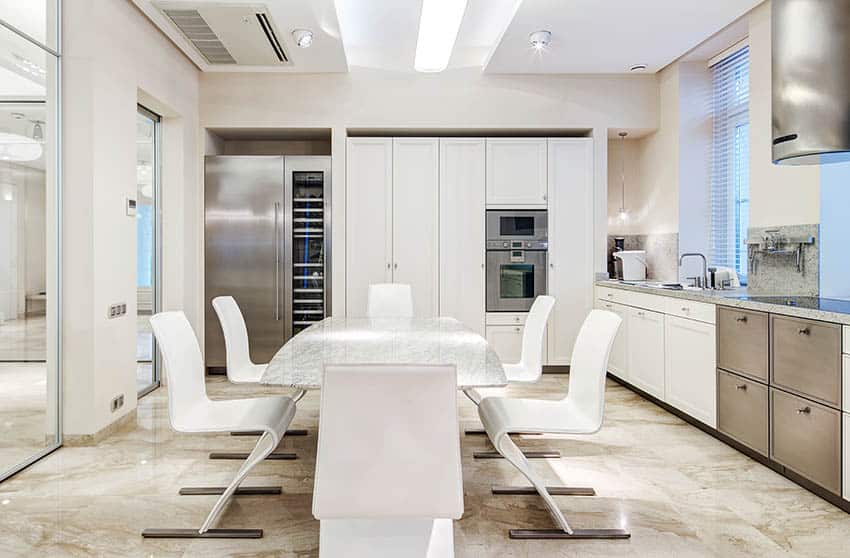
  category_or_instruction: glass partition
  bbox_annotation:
[0,3,61,481]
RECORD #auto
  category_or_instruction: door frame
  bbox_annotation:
[136,104,162,397]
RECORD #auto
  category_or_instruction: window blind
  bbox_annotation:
[710,46,750,284]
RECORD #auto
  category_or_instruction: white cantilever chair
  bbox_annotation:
[466,295,555,444]
[142,311,296,539]
[313,364,463,557]
[212,296,308,439]
[366,283,414,318]
[477,309,630,540]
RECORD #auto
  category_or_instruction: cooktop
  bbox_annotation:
[735,296,850,315]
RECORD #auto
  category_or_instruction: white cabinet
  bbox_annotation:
[392,138,439,317]
[596,300,628,379]
[626,307,666,399]
[487,325,525,364]
[346,138,393,317]
[664,315,717,427]
[547,138,594,364]
[346,137,438,318]
[843,413,849,502]
[439,139,486,335]
[485,138,548,207]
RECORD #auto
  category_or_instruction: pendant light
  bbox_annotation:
[618,131,629,221]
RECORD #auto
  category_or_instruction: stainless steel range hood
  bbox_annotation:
[772,0,850,165]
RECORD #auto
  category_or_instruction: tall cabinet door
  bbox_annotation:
[439,138,485,334]
[485,138,548,207]
[392,138,440,317]
[346,138,393,317]
[547,138,594,364]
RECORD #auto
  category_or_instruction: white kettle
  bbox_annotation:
[613,250,647,281]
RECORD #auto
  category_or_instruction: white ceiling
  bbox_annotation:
[136,0,763,74]
[485,0,764,74]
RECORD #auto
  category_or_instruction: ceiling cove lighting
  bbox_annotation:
[414,0,468,73]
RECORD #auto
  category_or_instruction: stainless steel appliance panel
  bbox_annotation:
[770,314,842,408]
[486,249,547,312]
[205,156,285,367]
[716,307,769,382]
[486,209,548,242]
[717,369,769,456]
[770,387,842,495]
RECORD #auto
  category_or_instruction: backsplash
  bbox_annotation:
[746,224,819,296]
[607,233,679,282]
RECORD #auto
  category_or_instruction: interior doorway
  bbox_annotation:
[136,105,161,396]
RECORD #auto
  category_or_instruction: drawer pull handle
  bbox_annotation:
[797,327,811,335]
[514,327,521,332]
[735,384,747,391]
[607,293,613,298]
[637,311,645,316]
[736,316,748,323]
[681,306,689,312]
[796,406,811,415]
[605,304,612,308]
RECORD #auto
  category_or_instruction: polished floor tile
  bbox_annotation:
[1,375,849,557]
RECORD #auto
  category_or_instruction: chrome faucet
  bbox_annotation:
[679,253,708,289]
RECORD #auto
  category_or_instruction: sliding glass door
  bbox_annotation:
[0,2,61,481]
[136,105,160,396]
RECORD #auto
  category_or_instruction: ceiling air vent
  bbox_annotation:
[156,3,292,67]
[162,9,236,65]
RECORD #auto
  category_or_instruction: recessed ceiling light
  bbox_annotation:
[415,0,468,73]
[529,30,552,51]
[630,64,648,72]
[292,29,314,49]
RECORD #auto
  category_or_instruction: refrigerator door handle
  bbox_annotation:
[274,202,281,321]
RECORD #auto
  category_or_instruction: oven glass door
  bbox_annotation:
[486,250,547,312]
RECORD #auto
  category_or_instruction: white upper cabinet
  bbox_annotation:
[346,138,393,317]
[547,138,594,365]
[485,138,548,207]
[392,138,440,318]
[665,315,717,427]
[439,138,486,334]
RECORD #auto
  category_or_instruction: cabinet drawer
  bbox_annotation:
[771,315,842,407]
[486,312,527,326]
[596,286,630,305]
[716,307,769,382]
[717,369,768,456]
[665,298,715,324]
[771,388,842,495]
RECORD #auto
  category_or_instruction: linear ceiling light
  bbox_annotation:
[414,0,468,73]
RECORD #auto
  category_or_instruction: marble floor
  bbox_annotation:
[1,375,850,557]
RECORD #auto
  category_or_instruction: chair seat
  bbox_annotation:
[228,363,268,384]
[175,395,295,440]
[502,362,538,383]
[478,396,599,444]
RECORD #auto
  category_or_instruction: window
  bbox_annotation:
[710,46,750,284]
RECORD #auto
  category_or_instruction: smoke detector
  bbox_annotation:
[528,30,551,51]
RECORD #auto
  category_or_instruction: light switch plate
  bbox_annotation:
[108,303,127,319]
[126,197,137,216]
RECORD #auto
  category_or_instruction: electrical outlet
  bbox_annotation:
[107,303,127,319]
[110,394,124,413]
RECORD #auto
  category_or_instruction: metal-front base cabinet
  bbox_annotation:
[771,387,842,495]
[626,307,666,399]
[717,307,769,382]
[665,316,717,428]
[717,369,769,456]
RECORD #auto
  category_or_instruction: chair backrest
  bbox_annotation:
[313,364,463,520]
[366,283,414,318]
[565,309,623,431]
[149,311,210,432]
[517,295,556,376]
[212,296,255,380]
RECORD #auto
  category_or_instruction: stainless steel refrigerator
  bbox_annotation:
[204,156,331,371]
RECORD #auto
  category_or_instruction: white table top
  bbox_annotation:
[261,317,507,389]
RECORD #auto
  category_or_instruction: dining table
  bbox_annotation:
[260,316,508,391]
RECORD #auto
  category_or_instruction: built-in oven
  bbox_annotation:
[486,210,548,312]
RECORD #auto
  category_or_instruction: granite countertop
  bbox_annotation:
[596,280,850,326]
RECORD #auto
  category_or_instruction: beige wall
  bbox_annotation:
[201,69,660,311]
[747,1,819,227]
[63,0,200,436]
